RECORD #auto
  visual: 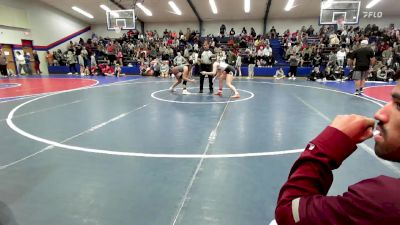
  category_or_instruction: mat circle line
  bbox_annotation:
[6,80,383,158]
[151,87,255,104]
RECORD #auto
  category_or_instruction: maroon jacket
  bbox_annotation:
[276,126,400,225]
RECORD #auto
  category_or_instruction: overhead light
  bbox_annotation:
[100,4,111,11]
[322,0,333,9]
[72,6,94,19]
[366,0,381,8]
[284,0,295,11]
[168,1,182,15]
[209,0,218,14]
[136,3,153,16]
[244,0,250,13]
[100,4,119,17]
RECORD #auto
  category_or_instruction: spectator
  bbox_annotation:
[189,49,199,75]
[349,39,376,95]
[117,49,123,66]
[374,65,388,81]
[220,24,226,37]
[270,26,277,39]
[306,25,314,36]
[274,68,285,80]
[251,27,256,38]
[66,50,78,75]
[81,46,89,67]
[263,45,273,58]
[46,51,54,66]
[32,50,41,75]
[241,27,247,36]
[23,52,32,75]
[329,34,340,46]
[247,51,256,79]
[308,66,324,81]
[173,52,186,66]
[276,84,400,224]
[78,52,85,75]
[328,51,337,66]
[229,28,235,38]
[336,48,346,68]
[382,47,393,66]
[235,53,242,77]
[160,60,169,78]
[312,53,322,69]
[288,54,299,80]
[90,53,97,67]
[0,49,7,76]
[114,64,123,77]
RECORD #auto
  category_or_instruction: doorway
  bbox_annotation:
[1,44,16,74]
[21,39,35,73]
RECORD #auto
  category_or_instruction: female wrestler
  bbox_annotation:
[169,64,195,95]
[201,61,240,98]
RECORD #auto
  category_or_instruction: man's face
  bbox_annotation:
[374,84,400,162]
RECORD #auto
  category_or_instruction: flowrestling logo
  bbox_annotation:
[363,11,383,18]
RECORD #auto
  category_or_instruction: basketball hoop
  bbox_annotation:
[114,26,122,34]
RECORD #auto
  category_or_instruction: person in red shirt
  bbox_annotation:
[117,50,123,66]
[127,29,133,38]
[276,81,400,225]
[90,65,98,76]
[104,65,115,76]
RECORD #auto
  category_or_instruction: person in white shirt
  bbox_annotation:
[336,48,347,68]
[201,61,240,98]
[263,45,272,57]
[274,68,285,80]
[78,53,85,75]
[199,41,214,93]
[173,52,186,66]
[15,51,26,75]
[193,43,199,52]
[189,50,199,78]
[90,53,97,67]
[235,53,242,77]
[160,61,169,78]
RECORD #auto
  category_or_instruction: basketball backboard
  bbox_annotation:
[106,9,136,30]
[320,0,361,25]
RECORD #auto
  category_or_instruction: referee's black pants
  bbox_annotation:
[199,63,213,92]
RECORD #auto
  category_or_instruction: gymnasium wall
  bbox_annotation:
[93,20,263,38]
[359,16,400,29]
[91,20,142,39]
[202,20,263,36]
[93,16,400,39]
[267,17,399,35]
[144,22,199,36]
[267,18,318,34]
[0,0,90,74]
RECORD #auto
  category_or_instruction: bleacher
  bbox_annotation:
[47,28,354,77]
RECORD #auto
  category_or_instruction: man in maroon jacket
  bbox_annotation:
[276,81,400,225]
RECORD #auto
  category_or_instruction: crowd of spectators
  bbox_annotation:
[44,25,278,77]
[39,22,400,82]
[280,23,400,82]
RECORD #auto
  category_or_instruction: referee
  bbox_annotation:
[349,39,375,95]
[199,41,214,94]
